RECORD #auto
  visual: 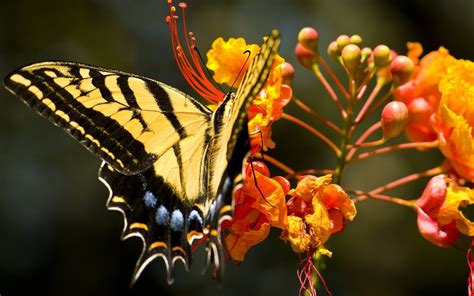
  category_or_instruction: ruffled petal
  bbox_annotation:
[206,37,260,87]
[438,184,474,236]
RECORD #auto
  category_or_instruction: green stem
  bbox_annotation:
[334,79,357,184]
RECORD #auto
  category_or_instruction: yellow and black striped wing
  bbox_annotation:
[4,61,212,176]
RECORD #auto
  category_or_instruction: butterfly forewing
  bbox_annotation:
[4,62,212,176]
[209,30,281,198]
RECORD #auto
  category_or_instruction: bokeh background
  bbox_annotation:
[0,0,473,295]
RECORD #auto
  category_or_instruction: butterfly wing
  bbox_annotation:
[4,61,212,176]
[4,62,214,283]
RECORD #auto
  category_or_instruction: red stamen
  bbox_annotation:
[468,238,474,296]
[166,1,225,103]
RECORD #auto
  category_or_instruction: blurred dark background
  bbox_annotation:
[0,0,473,295]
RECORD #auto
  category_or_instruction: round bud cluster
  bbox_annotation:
[326,34,370,77]
[295,27,319,68]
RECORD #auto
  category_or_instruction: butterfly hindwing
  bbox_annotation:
[99,162,206,284]
[4,62,212,175]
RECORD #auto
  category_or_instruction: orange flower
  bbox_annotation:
[281,175,356,256]
[223,162,288,261]
[206,37,260,87]
[432,58,474,182]
[248,55,292,152]
[393,44,454,142]
[206,36,292,153]
[416,174,474,247]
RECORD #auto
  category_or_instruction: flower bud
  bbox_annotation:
[336,34,351,51]
[361,47,372,64]
[407,98,433,124]
[341,44,361,75]
[295,43,318,68]
[381,101,409,139]
[327,41,340,61]
[350,34,362,45]
[373,45,391,67]
[280,62,295,85]
[298,27,319,51]
[390,55,414,85]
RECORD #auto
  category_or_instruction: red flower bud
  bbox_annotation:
[390,55,414,85]
[298,27,319,51]
[381,101,409,139]
[280,62,295,85]
[407,98,433,124]
[295,43,318,68]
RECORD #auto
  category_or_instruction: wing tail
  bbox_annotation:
[98,162,206,284]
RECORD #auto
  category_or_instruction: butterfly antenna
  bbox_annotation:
[192,46,226,94]
[249,129,266,161]
[229,49,252,92]
[249,158,275,208]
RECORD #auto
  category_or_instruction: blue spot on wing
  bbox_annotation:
[156,205,170,226]
[170,210,184,232]
[188,210,203,226]
[144,191,157,208]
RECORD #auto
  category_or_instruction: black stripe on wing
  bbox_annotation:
[4,67,154,175]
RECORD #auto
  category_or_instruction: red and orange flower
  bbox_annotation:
[416,174,474,247]
[432,59,474,182]
[393,43,454,143]
[222,162,289,261]
[281,175,357,256]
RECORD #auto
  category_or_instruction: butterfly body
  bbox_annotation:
[4,29,280,284]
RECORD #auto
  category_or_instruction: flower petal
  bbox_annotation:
[206,37,260,87]
[416,174,447,217]
[225,219,271,261]
[438,184,474,236]
[319,184,357,221]
[283,216,312,253]
[417,207,460,247]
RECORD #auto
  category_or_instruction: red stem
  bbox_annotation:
[312,64,347,119]
[346,121,382,161]
[285,169,335,180]
[350,140,439,162]
[282,113,341,155]
[292,96,342,134]
[257,154,295,175]
[320,57,350,99]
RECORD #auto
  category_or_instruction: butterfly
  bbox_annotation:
[4,29,280,284]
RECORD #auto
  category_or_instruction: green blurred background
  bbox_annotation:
[0,0,473,295]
